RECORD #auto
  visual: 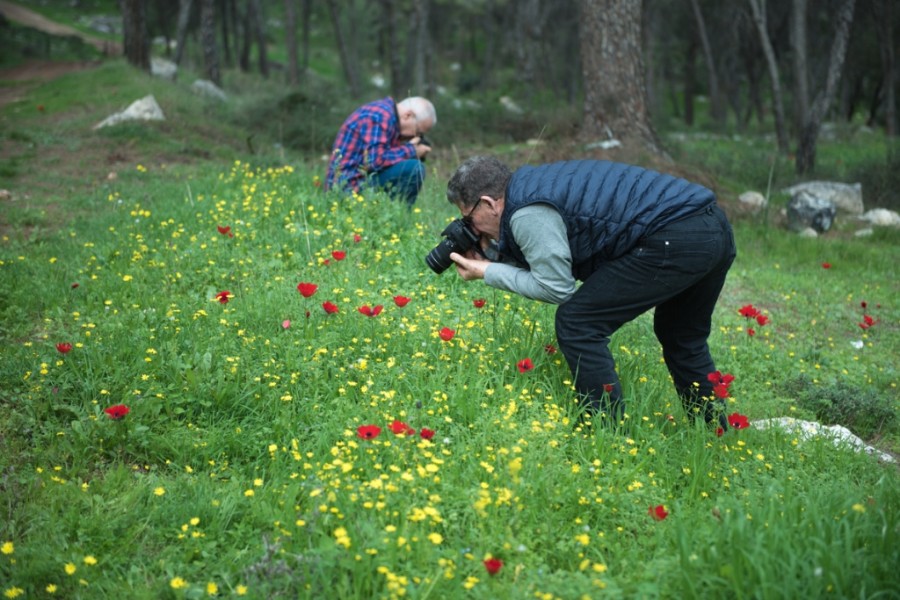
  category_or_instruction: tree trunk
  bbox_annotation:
[378,0,405,98]
[747,0,790,153]
[689,0,723,126]
[795,0,855,175]
[578,0,666,157]
[513,0,541,99]
[173,0,193,65]
[873,0,896,136]
[791,0,809,134]
[239,0,251,72]
[684,40,696,126]
[479,0,497,90]
[250,0,269,77]
[739,15,765,127]
[412,0,430,95]
[156,0,172,58]
[226,0,239,68]
[327,0,361,97]
[121,0,150,71]
[200,0,220,85]
[301,0,312,71]
[284,0,299,85]
[219,0,232,68]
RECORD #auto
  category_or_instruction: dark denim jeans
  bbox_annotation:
[555,204,736,425]
[368,159,426,205]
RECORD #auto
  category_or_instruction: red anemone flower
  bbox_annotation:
[71,282,79,289]
[747,327,756,336]
[439,327,455,341]
[389,420,415,435]
[603,383,615,393]
[822,262,831,269]
[393,295,411,307]
[713,384,730,399]
[419,428,436,440]
[104,404,130,420]
[217,225,234,237]
[297,282,318,298]
[56,342,73,354]
[859,314,876,330]
[544,343,557,354]
[648,505,669,521]
[860,301,867,309]
[517,358,534,373]
[322,301,339,314]
[716,427,725,437]
[483,558,503,575]
[358,305,383,317]
[707,371,735,387]
[727,413,750,429]
[755,314,770,327]
[353,234,362,243]
[473,298,486,308]
[738,304,760,318]
[215,290,232,304]
[332,250,347,261]
[356,425,381,440]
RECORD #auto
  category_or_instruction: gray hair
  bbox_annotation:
[446,156,512,208]
[397,96,437,127]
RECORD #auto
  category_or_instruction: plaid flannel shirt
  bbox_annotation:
[325,97,417,191]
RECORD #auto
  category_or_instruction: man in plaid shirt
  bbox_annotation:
[326,96,436,205]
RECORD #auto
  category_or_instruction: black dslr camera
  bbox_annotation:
[425,219,482,274]
[417,135,431,162]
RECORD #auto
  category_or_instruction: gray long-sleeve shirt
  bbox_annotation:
[483,203,577,305]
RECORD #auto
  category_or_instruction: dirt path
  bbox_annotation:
[0,0,121,55]
[0,1,120,108]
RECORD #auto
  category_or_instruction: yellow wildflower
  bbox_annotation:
[170,577,187,589]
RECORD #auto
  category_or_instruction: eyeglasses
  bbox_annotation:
[461,199,483,225]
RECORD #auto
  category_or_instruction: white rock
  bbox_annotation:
[782,181,864,214]
[798,227,819,238]
[499,96,523,114]
[739,191,767,211]
[860,208,900,226]
[753,417,895,463]
[94,95,165,129]
[191,80,228,102]
[151,57,177,80]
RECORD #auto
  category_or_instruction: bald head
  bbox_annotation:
[398,97,437,129]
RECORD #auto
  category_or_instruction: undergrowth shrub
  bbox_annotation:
[785,374,897,440]
[847,143,900,211]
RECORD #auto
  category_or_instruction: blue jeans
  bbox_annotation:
[367,159,426,205]
[555,204,736,425]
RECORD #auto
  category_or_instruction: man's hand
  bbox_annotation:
[411,136,431,160]
[450,252,489,280]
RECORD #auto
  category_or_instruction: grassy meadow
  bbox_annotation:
[1,56,899,600]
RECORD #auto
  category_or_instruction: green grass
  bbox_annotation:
[0,58,898,599]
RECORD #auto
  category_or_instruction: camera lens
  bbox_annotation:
[425,239,454,274]
[424,218,480,274]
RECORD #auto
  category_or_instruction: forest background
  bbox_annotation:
[14,0,897,196]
